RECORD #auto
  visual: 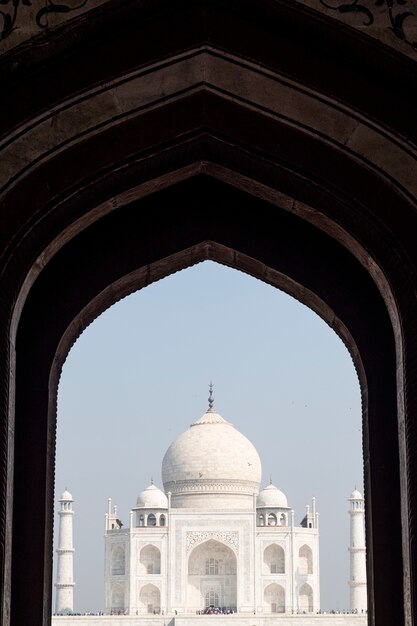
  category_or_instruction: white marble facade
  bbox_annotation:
[104,390,320,616]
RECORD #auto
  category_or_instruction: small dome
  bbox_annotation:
[59,488,73,501]
[350,488,363,500]
[136,483,168,509]
[257,483,288,508]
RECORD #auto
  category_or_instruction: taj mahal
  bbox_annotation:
[53,386,367,625]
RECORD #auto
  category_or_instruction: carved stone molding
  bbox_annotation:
[0,0,90,41]
[186,530,239,553]
[165,478,259,495]
[319,0,417,49]
[1,0,417,59]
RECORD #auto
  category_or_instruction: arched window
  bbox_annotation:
[299,583,313,612]
[147,513,156,526]
[160,514,166,526]
[205,558,219,575]
[268,513,277,526]
[139,515,144,527]
[299,544,313,575]
[111,545,125,575]
[205,589,219,608]
[259,514,265,526]
[263,544,285,574]
[264,583,285,613]
[140,545,161,575]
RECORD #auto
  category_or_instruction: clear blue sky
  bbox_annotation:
[53,260,363,613]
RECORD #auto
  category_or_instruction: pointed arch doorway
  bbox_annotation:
[188,539,237,612]
[9,173,402,626]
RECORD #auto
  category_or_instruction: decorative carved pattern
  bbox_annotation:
[320,0,417,49]
[186,530,239,553]
[1,0,416,49]
[165,479,258,494]
[0,0,89,41]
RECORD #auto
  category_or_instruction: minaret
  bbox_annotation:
[348,487,367,612]
[55,488,75,614]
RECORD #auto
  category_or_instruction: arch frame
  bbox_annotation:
[264,582,286,614]
[3,167,408,626]
[138,582,161,614]
[298,582,314,613]
[263,543,285,575]
[188,537,239,568]
[188,538,237,612]
[139,544,161,576]
[0,2,416,626]
[299,544,313,576]
[111,545,126,576]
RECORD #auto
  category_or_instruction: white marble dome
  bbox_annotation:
[136,482,168,509]
[162,405,262,509]
[257,483,289,508]
[59,489,73,501]
[350,488,363,499]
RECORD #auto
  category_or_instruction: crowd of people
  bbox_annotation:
[52,611,106,616]
[198,607,235,615]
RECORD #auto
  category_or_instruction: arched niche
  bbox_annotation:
[188,539,237,611]
[138,583,160,614]
[264,582,285,613]
[139,545,161,575]
[147,514,156,527]
[264,544,285,575]
[299,544,313,575]
[111,545,125,575]
[111,583,125,610]
[299,582,313,613]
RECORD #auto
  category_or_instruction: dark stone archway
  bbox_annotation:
[11,173,399,625]
[1,3,417,626]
